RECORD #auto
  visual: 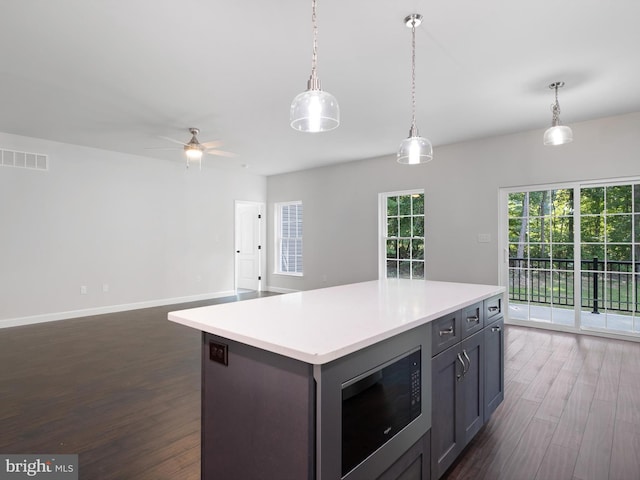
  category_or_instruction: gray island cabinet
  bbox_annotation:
[168,279,505,480]
[430,296,504,479]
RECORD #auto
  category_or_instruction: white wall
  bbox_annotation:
[3,112,638,322]
[0,132,266,325]
[267,111,640,292]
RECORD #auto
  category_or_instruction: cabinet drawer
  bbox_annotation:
[461,301,483,339]
[431,311,461,357]
[484,295,502,321]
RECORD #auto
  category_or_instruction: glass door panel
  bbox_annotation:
[507,189,574,326]
[579,184,638,334]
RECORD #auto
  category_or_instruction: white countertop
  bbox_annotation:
[168,279,505,365]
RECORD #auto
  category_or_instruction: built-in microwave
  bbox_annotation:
[341,346,422,477]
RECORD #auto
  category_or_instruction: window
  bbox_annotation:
[501,178,640,337]
[275,201,303,275]
[380,190,425,279]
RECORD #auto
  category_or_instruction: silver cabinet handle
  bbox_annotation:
[439,326,454,337]
[491,326,501,332]
[488,306,499,312]
[456,353,465,381]
[466,315,479,323]
[462,350,471,375]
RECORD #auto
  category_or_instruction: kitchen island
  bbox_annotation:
[168,279,505,480]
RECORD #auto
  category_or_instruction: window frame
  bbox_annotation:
[274,200,304,276]
[378,189,425,280]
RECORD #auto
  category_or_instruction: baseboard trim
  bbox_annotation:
[0,290,237,329]
[265,285,299,294]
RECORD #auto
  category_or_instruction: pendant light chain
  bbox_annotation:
[552,84,560,125]
[550,83,562,126]
[310,0,319,85]
[410,20,417,135]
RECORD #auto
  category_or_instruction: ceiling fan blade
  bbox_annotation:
[200,140,223,149]
[205,149,237,158]
[158,135,188,147]
[144,147,181,151]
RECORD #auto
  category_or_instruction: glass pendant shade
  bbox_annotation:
[290,87,340,132]
[543,125,573,146]
[290,0,339,133]
[397,134,433,164]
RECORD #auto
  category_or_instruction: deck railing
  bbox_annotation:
[509,257,639,313]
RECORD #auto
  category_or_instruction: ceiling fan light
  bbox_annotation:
[290,88,340,132]
[185,147,203,160]
[397,135,433,164]
[543,125,573,146]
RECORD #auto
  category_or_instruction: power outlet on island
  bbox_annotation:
[209,341,229,366]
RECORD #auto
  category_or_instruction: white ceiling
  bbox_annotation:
[1,0,639,176]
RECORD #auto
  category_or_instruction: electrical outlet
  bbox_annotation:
[103,283,109,293]
[209,341,228,366]
[80,286,87,295]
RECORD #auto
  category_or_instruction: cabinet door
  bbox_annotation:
[431,345,464,479]
[377,432,431,480]
[460,331,484,445]
[484,317,504,420]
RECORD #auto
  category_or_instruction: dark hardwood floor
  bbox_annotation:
[1,296,639,479]
[0,291,276,480]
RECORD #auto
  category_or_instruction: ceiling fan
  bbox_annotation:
[150,128,236,169]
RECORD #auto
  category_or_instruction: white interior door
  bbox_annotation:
[235,201,264,291]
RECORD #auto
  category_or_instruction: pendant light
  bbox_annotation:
[290,0,339,133]
[543,81,573,146]
[397,14,432,165]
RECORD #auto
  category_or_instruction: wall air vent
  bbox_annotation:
[1,148,48,171]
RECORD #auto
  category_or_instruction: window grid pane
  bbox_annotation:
[383,192,425,280]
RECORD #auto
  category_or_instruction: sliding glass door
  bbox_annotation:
[579,184,639,333]
[501,179,640,337]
